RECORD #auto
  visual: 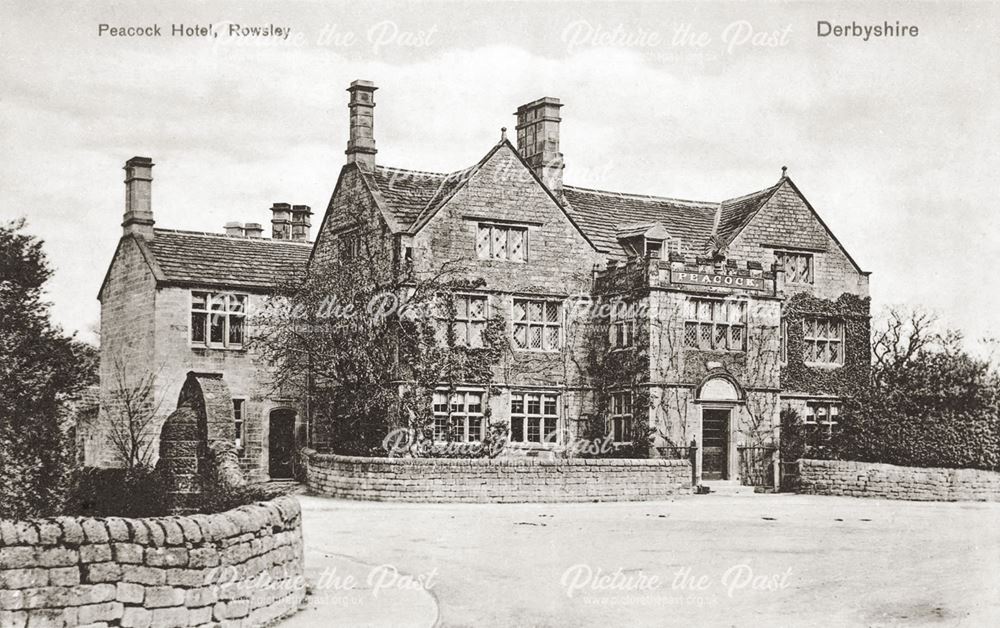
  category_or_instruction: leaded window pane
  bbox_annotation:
[528,302,543,321]
[699,323,712,348]
[513,302,526,322]
[684,323,698,348]
[513,325,527,349]
[545,326,559,350]
[730,325,744,350]
[492,228,507,259]
[469,298,485,320]
[509,229,524,262]
[477,226,491,259]
[545,302,559,323]
[528,325,542,348]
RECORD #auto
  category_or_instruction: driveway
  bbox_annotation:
[284,493,1000,627]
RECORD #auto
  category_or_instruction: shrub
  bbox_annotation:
[197,482,284,515]
[64,466,290,517]
[826,309,1000,471]
[65,466,169,518]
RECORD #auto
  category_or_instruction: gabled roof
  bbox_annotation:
[323,140,855,268]
[615,223,672,241]
[715,180,784,243]
[147,229,311,290]
[356,140,597,252]
[368,164,476,229]
[98,229,311,298]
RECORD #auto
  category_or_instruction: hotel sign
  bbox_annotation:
[671,270,769,292]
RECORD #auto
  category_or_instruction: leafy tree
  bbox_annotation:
[0,219,91,518]
[833,308,1000,470]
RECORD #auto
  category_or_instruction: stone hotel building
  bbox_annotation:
[91,80,870,483]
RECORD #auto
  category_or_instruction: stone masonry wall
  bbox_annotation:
[0,496,305,628]
[797,459,1000,502]
[303,449,692,502]
[726,182,869,300]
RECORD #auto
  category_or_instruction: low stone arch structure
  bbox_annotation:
[156,371,244,512]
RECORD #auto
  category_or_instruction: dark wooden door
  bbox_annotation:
[702,409,730,480]
[269,409,296,479]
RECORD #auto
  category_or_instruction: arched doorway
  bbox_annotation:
[268,409,296,479]
[697,376,741,481]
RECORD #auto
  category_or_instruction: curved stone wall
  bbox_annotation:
[0,496,305,627]
[303,449,692,503]
[797,459,1000,501]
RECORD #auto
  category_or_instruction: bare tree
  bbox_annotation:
[871,306,940,391]
[100,355,165,469]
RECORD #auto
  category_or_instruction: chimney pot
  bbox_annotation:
[270,202,292,240]
[122,156,155,238]
[515,97,564,194]
[224,221,244,237]
[345,79,378,170]
[244,223,264,238]
[289,204,312,242]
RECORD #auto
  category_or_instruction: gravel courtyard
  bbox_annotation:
[285,493,1000,627]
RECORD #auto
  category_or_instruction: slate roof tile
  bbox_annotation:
[146,229,311,290]
[353,154,783,258]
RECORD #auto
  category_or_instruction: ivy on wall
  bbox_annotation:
[780,292,871,399]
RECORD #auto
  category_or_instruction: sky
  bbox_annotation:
[1,1,997,350]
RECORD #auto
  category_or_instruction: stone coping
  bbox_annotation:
[303,449,693,503]
[0,496,306,627]
[302,449,690,467]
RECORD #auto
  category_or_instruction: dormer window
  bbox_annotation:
[645,239,663,259]
[616,223,670,260]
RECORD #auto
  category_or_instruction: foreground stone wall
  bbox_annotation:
[303,449,692,502]
[797,459,1000,502]
[0,496,305,628]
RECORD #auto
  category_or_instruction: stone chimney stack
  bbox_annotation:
[224,221,244,237]
[270,202,292,240]
[289,205,312,242]
[345,80,377,170]
[244,223,264,238]
[515,97,564,194]
[123,156,155,238]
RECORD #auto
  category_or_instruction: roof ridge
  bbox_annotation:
[720,180,784,205]
[152,228,313,246]
[375,164,467,179]
[563,184,718,209]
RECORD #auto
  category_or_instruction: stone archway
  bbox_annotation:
[156,372,243,512]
